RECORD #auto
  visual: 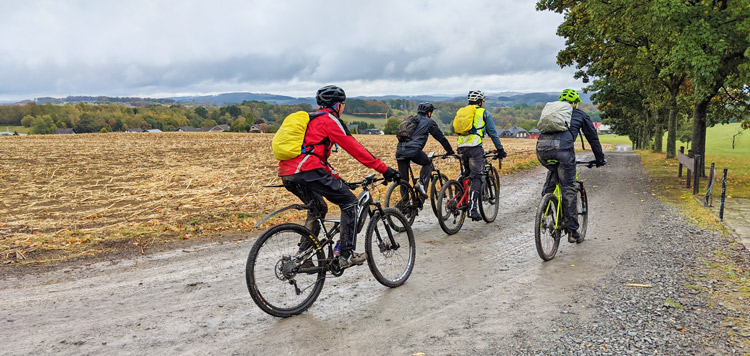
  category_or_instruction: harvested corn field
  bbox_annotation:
[0,132,539,264]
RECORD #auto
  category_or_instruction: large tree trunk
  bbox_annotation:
[652,109,663,153]
[692,98,710,177]
[653,123,664,153]
[666,102,678,159]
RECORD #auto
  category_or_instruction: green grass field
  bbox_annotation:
[597,133,634,147]
[1,125,31,134]
[601,123,749,198]
[340,114,388,129]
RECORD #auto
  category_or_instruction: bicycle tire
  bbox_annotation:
[575,182,588,243]
[437,180,465,235]
[535,193,561,261]
[246,223,326,317]
[479,168,499,223]
[490,166,501,193]
[384,181,417,230]
[429,173,449,218]
[365,208,416,287]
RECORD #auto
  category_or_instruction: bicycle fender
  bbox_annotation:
[253,204,306,228]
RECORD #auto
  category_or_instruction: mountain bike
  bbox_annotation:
[246,173,416,317]
[534,160,596,261]
[436,150,502,235]
[384,152,451,229]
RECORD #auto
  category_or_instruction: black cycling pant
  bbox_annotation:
[281,169,358,258]
[397,151,432,188]
[457,146,485,194]
[537,145,578,232]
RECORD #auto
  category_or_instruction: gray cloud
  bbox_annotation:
[0,0,581,100]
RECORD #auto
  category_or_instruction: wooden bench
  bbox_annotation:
[677,146,701,195]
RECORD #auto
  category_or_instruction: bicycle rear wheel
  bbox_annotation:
[429,173,449,218]
[365,208,416,287]
[437,180,465,235]
[575,182,588,243]
[384,181,418,230]
[535,193,561,261]
[479,168,499,223]
[246,223,326,317]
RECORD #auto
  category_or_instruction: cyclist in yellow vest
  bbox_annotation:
[457,90,507,220]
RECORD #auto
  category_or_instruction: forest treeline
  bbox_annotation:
[0,98,395,134]
[0,98,599,135]
[536,0,749,162]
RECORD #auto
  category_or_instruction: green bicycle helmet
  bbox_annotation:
[559,88,582,103]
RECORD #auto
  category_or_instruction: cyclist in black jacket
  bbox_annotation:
[395,102,455,196]
[536,89,606,243]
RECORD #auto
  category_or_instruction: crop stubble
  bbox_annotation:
[0,133,539,263]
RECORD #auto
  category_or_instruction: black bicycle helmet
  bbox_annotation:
[417,102,435,114]
[316,85,346,108]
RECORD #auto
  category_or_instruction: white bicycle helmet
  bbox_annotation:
[467,90,485,102]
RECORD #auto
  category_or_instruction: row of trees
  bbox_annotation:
[0,101,316,134]
[536,0,750,160]
[2,98,582,135]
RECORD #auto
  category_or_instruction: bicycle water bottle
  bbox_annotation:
[334,240,341,257]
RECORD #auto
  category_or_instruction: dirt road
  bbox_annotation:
[0,151,735,355]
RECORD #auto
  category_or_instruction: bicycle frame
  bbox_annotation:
[545,184,564,230]
[447,150,500,212]
[257,174,401,275]
[402,151,445,187]
[542,160,593,232]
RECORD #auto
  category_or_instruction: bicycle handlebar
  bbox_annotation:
[343,174,387,190]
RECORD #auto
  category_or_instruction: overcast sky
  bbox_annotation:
[0,0,580,101]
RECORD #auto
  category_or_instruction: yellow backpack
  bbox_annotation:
[272,111,324,161]
[453,105,482,135]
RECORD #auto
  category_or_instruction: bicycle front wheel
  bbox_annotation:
[535,194,561,261]
[384,181,417,230]
[365,208,416,287]
[246,223,326,317]
[575,182,588,242]
[429,173,449,218]
[437,180,465,235]
[479,168,499,223]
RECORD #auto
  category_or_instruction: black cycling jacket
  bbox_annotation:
[538,108,605,162]
[395,114,454,159]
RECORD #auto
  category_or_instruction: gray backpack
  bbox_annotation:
[538,101,572,133]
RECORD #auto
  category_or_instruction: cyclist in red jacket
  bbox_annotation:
[279,85,400,268]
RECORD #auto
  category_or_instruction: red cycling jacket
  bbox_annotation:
[278,108,388,177]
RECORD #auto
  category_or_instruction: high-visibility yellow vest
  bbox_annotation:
[457,106,485,147]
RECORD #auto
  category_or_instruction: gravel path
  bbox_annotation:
[523,203,747,355]
[1,151,747,355]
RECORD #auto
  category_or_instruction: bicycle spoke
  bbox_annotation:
[535,195,560,261]
[246,224,326,317]
[365,208,415,287]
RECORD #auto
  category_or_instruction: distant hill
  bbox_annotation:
[33,96,176,105]
[3,90,592,107]
[170,92,316,106]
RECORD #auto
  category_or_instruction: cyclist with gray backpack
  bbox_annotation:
[395,102,455,197]
[536,88,606,243]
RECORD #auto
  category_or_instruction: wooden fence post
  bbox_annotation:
[720,169,728,221]
[693,154,701,195]
[678,146,684,177]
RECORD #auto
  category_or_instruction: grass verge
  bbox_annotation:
[637,149,750,350]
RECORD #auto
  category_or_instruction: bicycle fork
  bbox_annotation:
[373,203,400,252]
